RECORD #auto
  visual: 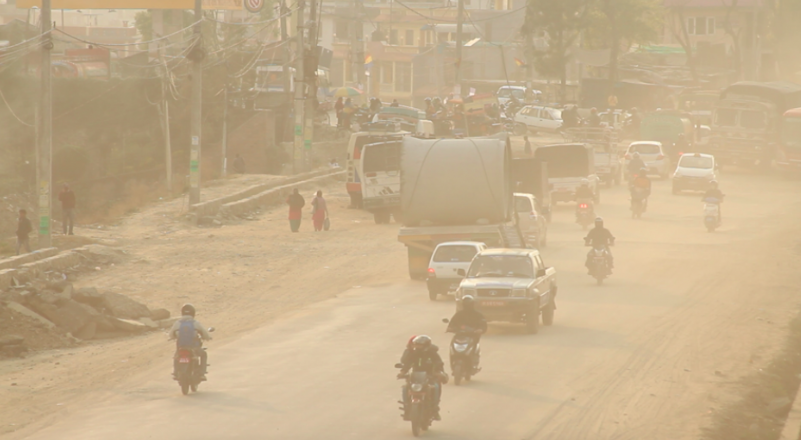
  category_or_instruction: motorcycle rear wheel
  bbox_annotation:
[181,382,190,395]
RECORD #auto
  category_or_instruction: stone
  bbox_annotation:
[150,308,171,321]
[73,287,103,307]
[28,298,92,334]
[157,317,179,329]
[101,292,151,320]
[5,302,55,328]
[138,317,159,329]
[73,322,97,340]
[109,317,148,333]
[0,335,24,346]
[76,302,101,319]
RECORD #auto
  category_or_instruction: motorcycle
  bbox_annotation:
[442,319,481,386]
[576,199,595,230]
[395,365,437,436]
[630,188,649,219]
[703,197,722,232]
[585,238,614,285]
[174,327,214,395]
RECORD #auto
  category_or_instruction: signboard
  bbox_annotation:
[17,0,243,10]
[244,0,265,13]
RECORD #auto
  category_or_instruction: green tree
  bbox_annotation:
[134,11,153,50]
[585,0,661,84]
[522,0,589,103]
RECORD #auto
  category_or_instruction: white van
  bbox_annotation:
[426,241,487,301]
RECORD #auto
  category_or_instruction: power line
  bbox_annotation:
[0,87,35,127]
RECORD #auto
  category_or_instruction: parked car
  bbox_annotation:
[672,153,717,194]
[456,248,557,334]
[497,85,541,107]
[625,141,670,178]
[427,241,487,301]
[513,193,547,248]
[514,106,563,134]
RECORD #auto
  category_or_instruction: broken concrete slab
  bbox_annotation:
[27,298,92,334]
[5,302,55,329]
[150,308,171,321]
[138,317,159,329]
[73,322,97,340]
[101,292,151,320]
[109,317,149,333]
[73,287,103,307]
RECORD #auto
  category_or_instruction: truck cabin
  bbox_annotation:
[712,100,773,134]
[714,82,801,135]
[533,143,594,179]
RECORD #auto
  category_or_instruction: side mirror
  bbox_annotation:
[536,268,546,278]
[394,363,403,369]
[457,269,466,276]
[442,318,450,324]
[208,327,216,333]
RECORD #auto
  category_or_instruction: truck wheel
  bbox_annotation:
[525,306,540,334]
[542,300,555,326]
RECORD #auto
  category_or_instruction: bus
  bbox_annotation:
[777,108,801,172]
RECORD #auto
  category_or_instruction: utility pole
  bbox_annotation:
[305,0,320,170]
[455,0,464,98]
[350,0,363,87]
[221,82,229,177]
[38,0,53,247]
[293,0,306,174]
[188,0,203,205]
[159,42,173,194]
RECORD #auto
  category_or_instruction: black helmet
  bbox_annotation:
[462,295,475,310]
[412,335,432,350]
[181,303,196,317]
[595,217,604,227]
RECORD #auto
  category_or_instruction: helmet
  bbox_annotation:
[595,217,604,227]
[412,335,432,351]
[590,107,598,114]
[709,180,718,188]
[632,152,640,159]
[406,335,418,349]
[462,295,475,310]
[181,303,196,317]
[580,178,589,186]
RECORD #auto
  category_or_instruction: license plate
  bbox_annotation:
[481,301,506,307]
[179,358,190,364]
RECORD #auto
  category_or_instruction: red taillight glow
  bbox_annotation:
[579,203,588,209]
[678,151,684,156]
[427,268,435,275]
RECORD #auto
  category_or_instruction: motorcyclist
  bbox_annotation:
[576,178,594,201]
[627,152,646,180]
[169,304,212,380]
[398,335,447,421]
[631,168,652,211]
[584,217,615,271]
[702,180,724,220]
[588,108,601,127]
[447,296,487,337]
[424,98,434,119]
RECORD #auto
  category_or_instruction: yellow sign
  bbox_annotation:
[17,0,243,10]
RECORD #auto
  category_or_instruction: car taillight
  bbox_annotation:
[678,151,684,156]
[656,154,664,160]
[427,268,436,277]
[579,203,587,209]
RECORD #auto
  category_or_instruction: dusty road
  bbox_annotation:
[5,169,801,440]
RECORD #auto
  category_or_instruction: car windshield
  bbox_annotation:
[498,88,525,100]
[433,245,479,263]
[514,196,532,213]
[679,156,714,169]
[740,110,767,129]
[467,255,533,278]
[630,144,660,154]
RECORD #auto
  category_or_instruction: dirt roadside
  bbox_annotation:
[0,176,407,436]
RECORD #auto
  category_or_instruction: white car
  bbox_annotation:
[513,193,548,248]
[625,141,670,178]
[514,106,563,134]
[497,86,541,107]
[672,153,717,194]
[426,241,487,301]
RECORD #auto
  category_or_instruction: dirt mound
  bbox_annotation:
[0,304,77,359]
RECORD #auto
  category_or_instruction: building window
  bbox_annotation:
[687,17,715,35]
[396,62,412,92]
[405,30,415,46]
[382,61,394,84]
[390,29,399,45]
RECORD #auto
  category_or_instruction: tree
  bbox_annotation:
[719,0,743,80]
[134,11,153,51]
[666,1,700,84]
[585,0,661,84]
[522,0,589,103]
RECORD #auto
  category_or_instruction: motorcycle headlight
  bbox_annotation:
[512,288,527,297]
[411,383,424,392]
[460,289,476,299]
[454,343,469,353]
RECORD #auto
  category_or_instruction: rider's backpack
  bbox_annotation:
[176,320,197,347]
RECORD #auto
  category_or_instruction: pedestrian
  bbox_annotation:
[391,99,400,107]
[311,190,329,232]
[16,209,32,255]
[232,154,245,174]
[58,183,76,235]
[286,188,305,233]
[524,136,532,156]
[334,97,344,127]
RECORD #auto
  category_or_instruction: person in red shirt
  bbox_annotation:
[58,183,76,235]
[286,188,305,232]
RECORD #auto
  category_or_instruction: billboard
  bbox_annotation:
[17,0,243,10]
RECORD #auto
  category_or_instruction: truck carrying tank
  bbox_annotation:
[401,137,512,227]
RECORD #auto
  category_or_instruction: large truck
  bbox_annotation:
[777,108,801,172]
[709,81,801,167]
[563,127,622,186]
[397,137,527,279]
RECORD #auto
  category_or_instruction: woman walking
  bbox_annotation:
[311,190,329,232]
[286,188,305,232]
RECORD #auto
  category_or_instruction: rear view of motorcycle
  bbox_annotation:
[396,364,437,437]
[585,238,614,285]
[576,200,595,229]
[703,197,722,232]
[174,327,214,395]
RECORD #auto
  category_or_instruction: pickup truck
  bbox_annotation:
[455,248,557,334]
[563,127,622,187]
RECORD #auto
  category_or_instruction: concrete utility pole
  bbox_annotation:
[293,0,306,174]
[188,0,203,205]
[38,0,53,247]
[305,0,321,170]
[350,0,363,87]
[454,0,464,98]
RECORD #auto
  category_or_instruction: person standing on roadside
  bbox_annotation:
[58,183,76,235]
[311,190,329,232]
[334,97,344,128]
[16,209,32,255]
[523,136,532,156]
[286,188,305,232]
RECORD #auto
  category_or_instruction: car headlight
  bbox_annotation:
[411,383,424,392]
[511,288,527,297]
